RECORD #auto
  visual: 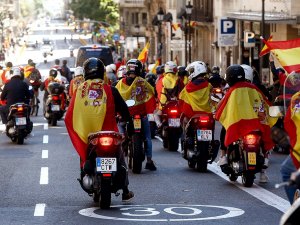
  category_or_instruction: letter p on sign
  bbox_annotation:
[220,19,235,34]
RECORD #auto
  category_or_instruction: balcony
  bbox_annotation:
[119,0,145,8]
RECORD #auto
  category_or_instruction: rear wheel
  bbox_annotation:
[51,117,57,126]
[132,134,143,174]
[242,171,255,187]
[17,130,24,145]
[167,130,179,152]
[196,142,209,172]
[99,179,111,209]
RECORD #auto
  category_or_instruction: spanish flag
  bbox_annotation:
[137,42,150,64]
[264,37,300,73]
[172,23,181,31]
[151,60,160,74]
[284,92,300,168]
[215,82,276,149]
[179,80,212,118]
[65,79,118,165]
[259,35,272,57]
[115,76,156,115]
[159,73,179,108]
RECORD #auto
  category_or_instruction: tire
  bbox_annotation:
[99,179,111,209]
[242,171,255,187]
[17,130,24,145]
[167,129,179,151]
[51,117,57,126]
[149,122,156,139]
[93,192,100,203]
[196,142,209,172]
[163,138,168,149]
[229,173,238,182]
[132,134,143,174]
[188,160,196,169]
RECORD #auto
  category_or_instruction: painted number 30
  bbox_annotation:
[120,207,202,216]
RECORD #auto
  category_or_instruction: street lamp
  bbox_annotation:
[157,7,164,65]
[134,24,140,52]
[186,1,193,64]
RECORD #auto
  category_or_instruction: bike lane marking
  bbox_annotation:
[42,150,48,159]
[43,135,48,144]
[40,167,48,185]
[34,203,46,217]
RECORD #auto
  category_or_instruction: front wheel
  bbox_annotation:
[99,179,111,209]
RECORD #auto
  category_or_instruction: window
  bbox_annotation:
[131,12,139,24]
[142,13,147,25]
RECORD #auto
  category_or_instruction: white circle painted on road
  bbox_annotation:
[79,204,244,221]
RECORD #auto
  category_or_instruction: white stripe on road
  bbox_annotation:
[34,203,46,216]
[44,123,48,130]
[40,167,48,185]
[43,135,48,144]
[42,150,48,159]
[208,163,290,213]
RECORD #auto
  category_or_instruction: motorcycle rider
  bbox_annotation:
[208,66,225,88]
[178,61,213,158]
[0,67,31,124]
[178,66,189,86]
[215,64,276,183]
[65,57,134,201]
[115,59,157,171]
[69,67,85,98]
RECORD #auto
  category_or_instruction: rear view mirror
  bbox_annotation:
[269,106,284,117]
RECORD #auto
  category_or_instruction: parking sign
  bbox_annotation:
[218,18,238,47]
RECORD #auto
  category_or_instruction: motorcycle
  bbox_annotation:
[44,82,66,126]
[6,103,33,144]
[161,99,182,151]
[78,131,124,209]
[182,113,220,172]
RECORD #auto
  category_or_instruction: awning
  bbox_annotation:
[227,11,299,24]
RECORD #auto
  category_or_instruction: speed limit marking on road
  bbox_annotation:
[79,204,244,221]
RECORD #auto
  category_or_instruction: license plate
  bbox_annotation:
[51,104,60,111]
[168,118,180,127]
[247,152,256,165]
[147,114,155,122]
[16,117,26,125]
[197,129,212,141]
[134,118,141,129]
[96,157,117,172]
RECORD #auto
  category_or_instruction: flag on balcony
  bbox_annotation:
[172,23,181,31]
[138,42,150,64]
[259,35,272,57]
[263,37,300,73]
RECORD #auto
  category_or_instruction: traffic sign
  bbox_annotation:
[218,18,238,47]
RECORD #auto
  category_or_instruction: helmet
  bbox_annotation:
[49,68,58,78]
[186,61,207,80]
[117,65,127,78]
[75,66,84,77]
[106,64,116,73]
[211,66,220,74]
[156,65,165,75]
[126,59,143,76]
[165,61,178,74]
[11,67,21,78]
[240,64,253,83]
[178,66,188,77]
[225,64,245,86]
[83,57,105,80]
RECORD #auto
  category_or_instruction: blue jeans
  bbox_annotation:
[280,155,297,204]
[117,117,152,158]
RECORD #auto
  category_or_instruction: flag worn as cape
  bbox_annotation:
[259,35,272,57]
[159,73,180,108]
[65,79,118,165]
[115,77,156,115]
[284,92,300,168]
[179,80,212,118]
[264,37,300,73]
[137,42,150,64]
[215,82,276,148]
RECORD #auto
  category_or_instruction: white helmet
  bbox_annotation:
[241,64,253,83]
[11,67,21,78]
[186,61,207,80]
[117,65,126,78]
[75,66,84,77]
[106,64,116,73]
[164,61,178,74]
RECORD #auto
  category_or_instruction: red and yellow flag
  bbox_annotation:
[264,37,300,73]
[179,80,212,118]
[284,92,300,168]
[259,35,272,57]
[151,60,159,74]
[215,82,276,148]
[137,42,150,64]
[172,23,181,31]
[65,80,118,165]
[115,76,156,115]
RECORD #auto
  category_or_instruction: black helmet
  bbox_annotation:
[178,66,188,77]
[83,57,105,80]
[211,66,220,74]
[126,59,143,76]
[49,68,58,78]
[225,64,245,87]
[156,65,164,75]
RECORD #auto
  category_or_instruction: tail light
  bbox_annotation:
[17,106,24,112]
[199,115,210,125]
[168,108,178,115]
[214,88,222,93]
[243,133,261,146]
[134,114,141,119]
[99,137,113,146]
[52,95,59,101]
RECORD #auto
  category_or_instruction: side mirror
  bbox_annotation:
[125,99,135,107]
[269,106,284,117]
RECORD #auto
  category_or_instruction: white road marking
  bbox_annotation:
[34,203,46,216]
[40,167,48,185]
[44,123,48,130]
[43,135,48,144]
[42,150,48,159]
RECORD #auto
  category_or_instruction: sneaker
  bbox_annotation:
[259,171,269,183]
[122,191,134,202]
[145,161,157,171]
[217,156,228,166]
